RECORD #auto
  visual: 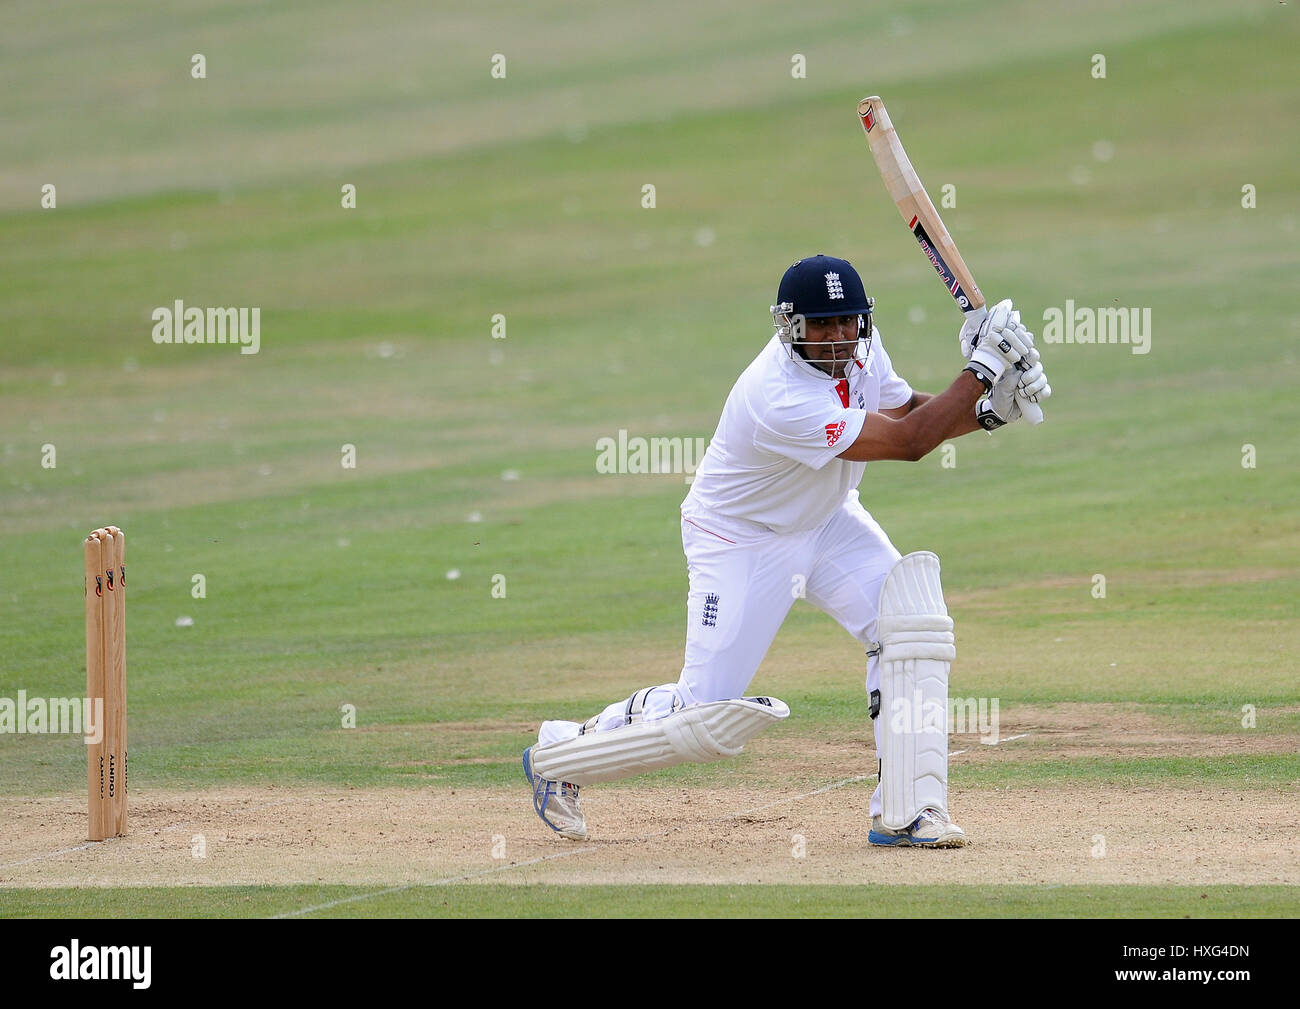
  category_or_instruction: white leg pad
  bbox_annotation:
[530,697,789,785]
[876,552,956,829]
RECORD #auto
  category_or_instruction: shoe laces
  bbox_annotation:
[533,777,580,819]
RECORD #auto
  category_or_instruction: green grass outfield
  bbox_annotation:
[3,885,1295,919]
[2,1,1298,916]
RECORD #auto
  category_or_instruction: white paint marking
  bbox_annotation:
[1,842,99,868]
[276,773,887,917]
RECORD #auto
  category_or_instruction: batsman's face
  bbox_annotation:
[800,315,860,378]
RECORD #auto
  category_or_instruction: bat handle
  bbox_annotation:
[1018,392,1045,425]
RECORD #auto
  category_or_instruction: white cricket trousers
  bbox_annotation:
[538,489,902,816]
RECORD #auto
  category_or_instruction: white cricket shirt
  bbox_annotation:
[683,330,913,534]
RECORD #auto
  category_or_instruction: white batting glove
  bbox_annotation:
[957,306,988,361]
[1015,346,1052,403]
[961,305,1032,358]
[976,367,1023,430]
[1004,315,1034,353]
[965,299,1030,389]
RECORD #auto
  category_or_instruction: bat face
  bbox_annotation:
[857,95,984,313]
[858,94,1043,424]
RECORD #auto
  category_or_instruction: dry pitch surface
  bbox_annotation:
[6,706,1296,892]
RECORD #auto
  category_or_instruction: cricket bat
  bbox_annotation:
[857,95,1043,424]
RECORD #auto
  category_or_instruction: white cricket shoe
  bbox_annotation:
[522,745,587,840]
[868,807,967,848]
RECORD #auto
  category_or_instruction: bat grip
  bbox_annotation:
[1018,392,1044,425]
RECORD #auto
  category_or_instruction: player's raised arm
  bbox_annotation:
[837,300,1034,462]
[836,371,985,462]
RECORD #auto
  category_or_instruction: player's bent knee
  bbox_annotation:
[580,683,684,736]
[531,696,789,785]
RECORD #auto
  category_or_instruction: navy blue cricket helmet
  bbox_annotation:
[770,255,875,377]
[777,255,872,318]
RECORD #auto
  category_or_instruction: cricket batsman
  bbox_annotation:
[522,255,1051,846]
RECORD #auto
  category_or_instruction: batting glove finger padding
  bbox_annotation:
[1007,320,1035,350]
[978,298,1015,345]
[957,305,988,361]
[1016,361,1050,401]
